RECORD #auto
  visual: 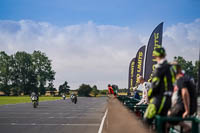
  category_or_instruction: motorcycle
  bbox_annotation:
[62,95,66,100]
[31,96,38,108]
[70,94,77,104]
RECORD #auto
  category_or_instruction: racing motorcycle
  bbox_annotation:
[31,96,38,108]
[62,94,66,100]
[70,94,77,104]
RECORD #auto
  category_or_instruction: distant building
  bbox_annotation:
[45,91,59,96]
[0,91,5,96]
[69,90,78,94]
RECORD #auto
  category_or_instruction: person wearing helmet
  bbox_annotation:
[70,93,77,104]
[31,91,39,105]
[143,46,176,125]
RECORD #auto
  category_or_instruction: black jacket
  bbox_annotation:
[148,59,175,99]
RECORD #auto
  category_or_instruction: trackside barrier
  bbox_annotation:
[118,96,200,133]
[118,95,143,103]
[133,105,148,117]
[117,96,132,103]
[155,115,200,133]
[117,96,147,117]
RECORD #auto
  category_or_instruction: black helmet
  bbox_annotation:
[153,46,166,57]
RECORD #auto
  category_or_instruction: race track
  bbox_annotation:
[0,97,107,133]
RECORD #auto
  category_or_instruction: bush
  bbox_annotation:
[99,90,108,95]
[77,84,92,97]
[91,85,99,97]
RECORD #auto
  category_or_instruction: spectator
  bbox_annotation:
[167,64,197,132]
[144,46,176,126]
[136,76,151,105]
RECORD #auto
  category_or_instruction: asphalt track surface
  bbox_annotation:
[0,97,107,133]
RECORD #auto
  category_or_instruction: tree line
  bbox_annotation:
[58,82,107,97]
[0,51,55,96]
[1,51,197,97]
[77,84,100,97]
[174,56,199,82]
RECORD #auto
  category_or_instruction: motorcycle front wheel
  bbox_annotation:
[33,101,37,108]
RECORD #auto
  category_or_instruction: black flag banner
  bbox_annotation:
[135,45,146,85]
[144,22,163,82]
[128,57,136,94]
[198,46,200,96]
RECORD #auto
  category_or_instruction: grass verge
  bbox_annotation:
[0,96,62,105]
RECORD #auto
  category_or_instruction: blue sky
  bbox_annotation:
[0,0,200,89]
[1,0,200,31]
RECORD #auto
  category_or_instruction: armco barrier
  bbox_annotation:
[155,115,200,133]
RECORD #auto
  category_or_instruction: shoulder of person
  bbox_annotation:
[177,76,184,84]
[177,75,191,84]
[143,82,151,89]
[154,62,168,74]
[177,75,191,89]
[143,82,149,86]
[156,59,168,67]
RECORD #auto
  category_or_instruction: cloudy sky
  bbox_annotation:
[0,0,200,90]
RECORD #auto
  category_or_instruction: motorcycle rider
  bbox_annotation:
[70,93,77,104]
[31,92,39,103]
[62,94,66,100]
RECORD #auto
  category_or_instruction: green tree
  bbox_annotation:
[174,56,196,78]
[194,60,200,83]
[10,87,22,96]
[91,85,99,97]
[0,52,12,95]
[32,51,55,95]
[47,82,57,96]
[0,51,56,96]
[99,90,108,95]
[77,84,92,97]
[12,51,37,95]
[59,81,70,95]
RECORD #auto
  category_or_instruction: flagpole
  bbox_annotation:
[143,44,147,78]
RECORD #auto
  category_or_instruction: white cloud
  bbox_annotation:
[0,20,141,89]
[0,19,199,89]
[163,19,200,62]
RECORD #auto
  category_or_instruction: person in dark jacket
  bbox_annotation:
[144,46,176,125]
[167,64,197,132]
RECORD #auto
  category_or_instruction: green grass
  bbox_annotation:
[0,96,62,105]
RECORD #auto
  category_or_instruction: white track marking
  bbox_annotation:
[98,108,108,133]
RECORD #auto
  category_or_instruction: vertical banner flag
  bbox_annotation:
[135,45,146,85]
[128,58,136,94]
[144,22,163,82]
